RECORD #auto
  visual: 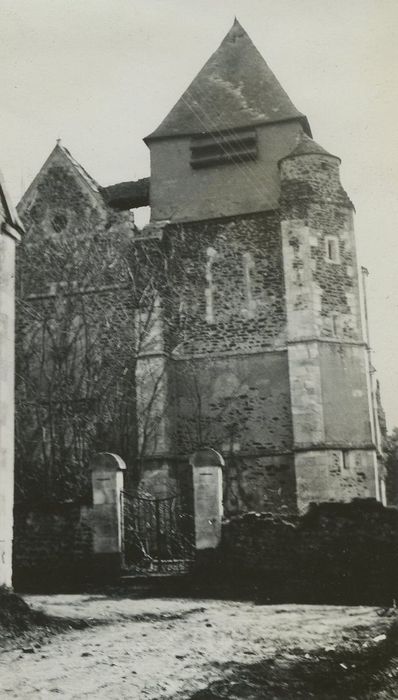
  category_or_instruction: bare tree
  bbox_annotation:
[15,215,139,500]
[16,212,254,507]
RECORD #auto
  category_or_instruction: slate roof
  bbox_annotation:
[281,133,340,162]
[146,19,311,142]
[101,177,150,210]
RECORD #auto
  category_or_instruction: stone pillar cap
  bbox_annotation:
[89,452,126,472]
[190,448,225,468]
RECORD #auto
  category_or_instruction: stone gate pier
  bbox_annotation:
[190,448,224,550]
[90,452,126,578]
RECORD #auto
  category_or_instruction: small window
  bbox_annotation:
[51,213,68,233]
[342,450,350,470]
[325,236,340,263]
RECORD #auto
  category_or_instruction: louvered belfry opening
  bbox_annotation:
[190,128,258,169]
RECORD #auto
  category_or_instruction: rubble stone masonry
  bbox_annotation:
[137,137,383,514]
[280,149,380,511]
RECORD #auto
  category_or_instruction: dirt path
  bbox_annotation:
[0,595,393,698]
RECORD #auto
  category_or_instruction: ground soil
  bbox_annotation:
[1,594,398,698]
[0,587,88,649]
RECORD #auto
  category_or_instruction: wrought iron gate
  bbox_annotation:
[121,490,195,575]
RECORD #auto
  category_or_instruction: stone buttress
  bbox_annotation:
[279,136,382,511]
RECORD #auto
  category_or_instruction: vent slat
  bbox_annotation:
[190,129,258,169]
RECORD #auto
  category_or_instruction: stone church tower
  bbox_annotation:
[16,20,385,516]
[136,19,384,513]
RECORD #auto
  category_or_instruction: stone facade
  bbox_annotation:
[278,146,380,510]
[137,20,384,514]
[16,143,137,502]
[16,20,385,518]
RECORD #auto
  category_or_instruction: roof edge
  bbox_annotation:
[279,133,340,165]
[280,149,341,165]
[144,115,312,145]
[18,141,103,211]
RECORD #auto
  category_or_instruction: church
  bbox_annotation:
[16,20,386,516]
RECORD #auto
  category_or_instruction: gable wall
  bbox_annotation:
[15,157,138,502]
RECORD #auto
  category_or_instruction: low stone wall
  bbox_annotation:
[13,498,398,604]
[215,499,398,604]
[13,502,94,591]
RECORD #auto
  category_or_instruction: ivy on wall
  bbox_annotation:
[16,166,139,501]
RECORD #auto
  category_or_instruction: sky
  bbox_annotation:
[1,0,398,428]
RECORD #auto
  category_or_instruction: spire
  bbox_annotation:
[146,19,310,142]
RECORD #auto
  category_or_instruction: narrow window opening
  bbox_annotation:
[51,213,68,233]
[205,247,217,324]
[325,236,340,263]
[242,252,256,319]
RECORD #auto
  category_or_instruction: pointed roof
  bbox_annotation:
[19,140,105,212]
[19,141,150,216]
[146,19,311,142]
[280,133,340,162]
